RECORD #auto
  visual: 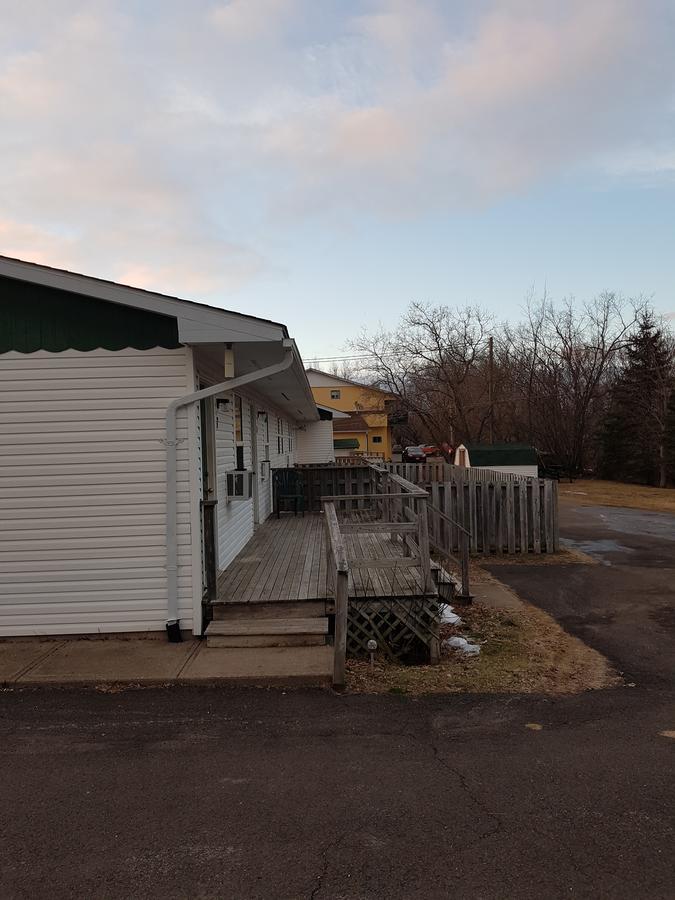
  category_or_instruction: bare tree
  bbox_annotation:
[351,293,643,474]
[513,293,641,472]
[350,302,495,446]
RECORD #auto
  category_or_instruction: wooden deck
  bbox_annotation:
[216,514,437,604]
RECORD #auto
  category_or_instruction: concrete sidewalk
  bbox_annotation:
[0,638,333,687]
[0,581,521,689]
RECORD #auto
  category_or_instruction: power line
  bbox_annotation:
[304,352,398,363]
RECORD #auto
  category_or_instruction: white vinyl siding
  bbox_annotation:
[0,348,195,635]
[213,394,298,566]
[188,346,299,579]
[296,420,335,464]
[256,410,273,524]
[215,392,255,570]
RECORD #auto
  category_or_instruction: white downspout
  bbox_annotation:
[164,346,294,635]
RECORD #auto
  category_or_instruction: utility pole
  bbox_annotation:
[488,335,494,444]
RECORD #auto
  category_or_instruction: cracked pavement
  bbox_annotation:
[0,684,673,899]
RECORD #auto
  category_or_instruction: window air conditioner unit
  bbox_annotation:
[226,470,254,502]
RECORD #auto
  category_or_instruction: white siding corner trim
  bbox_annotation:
[0,347,195,636]
[296,420,335,464]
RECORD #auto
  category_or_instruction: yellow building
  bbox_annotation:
[305,369,395,460]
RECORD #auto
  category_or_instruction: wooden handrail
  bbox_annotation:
[324,502,348,572]
[385,471,429,496]
[426,502,471,537]
[323,501,349,688]
[425,502,472,602]
[320,491,425,503]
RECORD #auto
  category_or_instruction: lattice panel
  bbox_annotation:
[347,598,441,663]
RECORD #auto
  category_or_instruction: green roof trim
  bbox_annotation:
[0,275,181,352]
[466,443,538,467]
[334,438,360,450]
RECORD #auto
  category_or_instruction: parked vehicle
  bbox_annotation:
[402,445,426,463]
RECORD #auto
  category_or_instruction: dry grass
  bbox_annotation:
[559,479,675,514]
[478,546,597,567]
[346,599,618,696]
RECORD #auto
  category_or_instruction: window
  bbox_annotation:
[226,470,253,501]
[330,389,341,400]
[372,435,382,444]
[234,395,244,470]
[277,417,283,455]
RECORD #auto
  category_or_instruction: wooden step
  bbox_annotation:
[210,601,327,621]
[208,617,328,637]
[207,633,327,649]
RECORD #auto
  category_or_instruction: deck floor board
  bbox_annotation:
[216,514,435,603]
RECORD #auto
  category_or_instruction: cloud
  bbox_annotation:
[0,0,674,295]
[0,219,78,267]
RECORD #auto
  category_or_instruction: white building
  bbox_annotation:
[454,443,539,479]
[0,255,327,637]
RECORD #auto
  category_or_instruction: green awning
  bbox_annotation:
[0,276,181,352]
[334,438,360,450]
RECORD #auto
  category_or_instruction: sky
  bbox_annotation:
[1,0,674,361]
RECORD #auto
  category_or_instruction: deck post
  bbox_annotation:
[324,501,349,689]
[333,568,348,689]
[417,497,432,592]
[458,530,472,602]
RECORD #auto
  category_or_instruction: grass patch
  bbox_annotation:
[478,546,597,567]
[559,479,675,514]
[346,599,618,696]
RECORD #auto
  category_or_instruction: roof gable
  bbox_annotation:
[333,414,369,433]
[305,367,395,396]
[0,255,287,344]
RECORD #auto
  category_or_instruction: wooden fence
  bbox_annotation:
[295,465,377,512]
[295,462,558,555]
[426,478,558,555]
[383,462,537,484]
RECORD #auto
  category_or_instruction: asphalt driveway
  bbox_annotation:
[486,504,675,687]
[0,684,673,900]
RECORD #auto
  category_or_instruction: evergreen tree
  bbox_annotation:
[665,383,675,484]
[599,313,674,486]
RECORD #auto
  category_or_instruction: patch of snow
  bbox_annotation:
[442,636,481,656]
[441,605,462,625]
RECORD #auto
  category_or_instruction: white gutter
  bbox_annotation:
[164,345,294,634]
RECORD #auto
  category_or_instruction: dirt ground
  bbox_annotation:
[559,478,675,513]
[346,587,618,696]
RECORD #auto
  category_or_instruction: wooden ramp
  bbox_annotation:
[215,514,437,605]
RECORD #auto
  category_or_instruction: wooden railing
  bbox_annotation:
[373,469,433,593]
[323,470,455,681]
[293,465,376,512]
[323,501,349,688]
[425,502,471,601]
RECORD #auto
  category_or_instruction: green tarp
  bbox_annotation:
[466,443,538,466]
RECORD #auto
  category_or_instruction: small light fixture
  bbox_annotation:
[367,639,378,671]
